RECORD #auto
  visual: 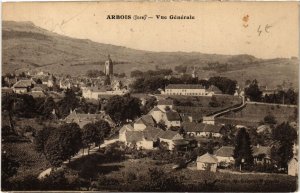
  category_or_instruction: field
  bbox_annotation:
[216,102,297,127]
[63,153,297,192]
[163,95,242,118]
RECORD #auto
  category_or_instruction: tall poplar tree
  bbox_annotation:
[233,127,253,168]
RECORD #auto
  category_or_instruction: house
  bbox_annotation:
[65,110,115,128]
[12,79,35,94]
[165,111,181,128]
[59,79,71,89]
[157,99,174,111]
[47,74,56,88]
[214,146,235,166]
[158,130,183,150]
[252,145,272,165]
[256,125,271,134]
[149,106,165,123]
[124,131,145,149]
[196,153,218,172]
[119,124,135,142]
[133,115,156,131]
[82,86,127,100]
[123,126,162,150]
[183,122,222,138]
[288,157,298,176]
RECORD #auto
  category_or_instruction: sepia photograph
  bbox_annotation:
[1,2,299,192]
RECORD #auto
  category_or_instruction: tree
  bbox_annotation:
[272,122,297,169]
[82,123,98,154]
[36,79,43,84]
[264,114,277,125]
[208,76,237,95]
[233,128,253,168]
[34,127,56,153]
[94,120,111,142]
[44,123,82,167]
[57,89,79,118]
[40,170,70,190]
[38,97,57,119]
[2,152,19,183]
[130,76,169,93]
[104,94,141,124]
[141,96,157,114]
[86,69,105,78]
[244,79,262,102]
[220,124,236,146]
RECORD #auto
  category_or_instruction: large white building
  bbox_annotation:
[82,86,127,100]
[162,84,222,96]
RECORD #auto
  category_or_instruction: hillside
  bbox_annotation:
[2,21,298,88]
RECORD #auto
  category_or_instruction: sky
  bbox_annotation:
[2,2,299,59]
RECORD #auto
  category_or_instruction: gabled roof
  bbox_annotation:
[215,146,234,157]
[152,106,163,112]
[182,122,198,132]
[157,99,173,106]
[253,146,272,158]
[166,111,181,121]
[143,126,163,140]
[32,86,44,92]
[197,153,218,163]
[28,92,46,98]
[13,80,35,88]
[125,131,144,142]
[35,84,48,90]
[183,122,221,133]
[202,124,221,133]
[166,84,205,89]
[119,124,134,134]
[158,130,181,140]
[135,115,155,127]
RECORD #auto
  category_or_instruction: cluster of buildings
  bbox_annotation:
[2,55,131,100]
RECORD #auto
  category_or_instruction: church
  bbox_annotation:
[104,55,113,76]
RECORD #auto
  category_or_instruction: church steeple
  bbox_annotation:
[104,54,113,76]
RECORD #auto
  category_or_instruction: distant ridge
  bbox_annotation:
[2,21,298,88]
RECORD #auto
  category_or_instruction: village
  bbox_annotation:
[2,54,298,191]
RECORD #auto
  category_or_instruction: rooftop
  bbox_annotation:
[253,145,272,157]
[166,84,205,90]
[197,153,218,163]
[135,115,156,127]
[157,99,174,106]
[166,111,181,121]
[13,79,35,88]
[183,122,221,133]
[214,146,234,157]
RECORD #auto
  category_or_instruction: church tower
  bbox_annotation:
[104,54,113,76]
